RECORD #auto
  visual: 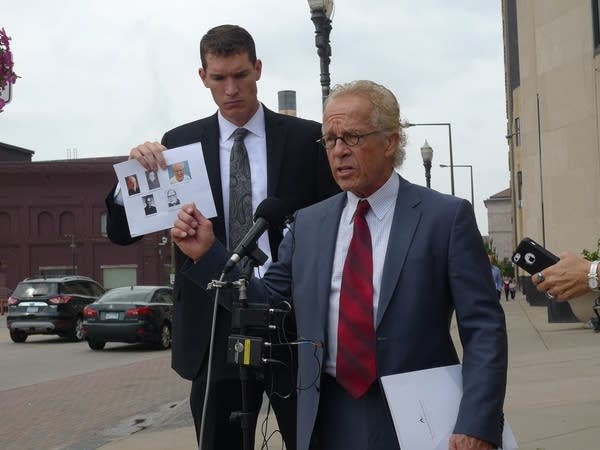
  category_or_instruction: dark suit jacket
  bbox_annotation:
[105,105,339,381]
[184,175,508,450]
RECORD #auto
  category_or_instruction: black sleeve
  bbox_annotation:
[105,184,143,246]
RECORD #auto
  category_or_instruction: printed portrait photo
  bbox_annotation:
[145,169,161,190]
[125,174,140,196]
[166,189,181,208]
[169,161,192,184]
[142,194,157,216]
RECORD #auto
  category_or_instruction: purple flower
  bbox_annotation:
[0,27,18,110]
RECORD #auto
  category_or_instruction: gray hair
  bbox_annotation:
[324,80,407,167]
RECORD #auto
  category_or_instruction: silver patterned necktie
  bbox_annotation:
[229,127,252,250]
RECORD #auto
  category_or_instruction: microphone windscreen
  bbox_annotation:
[253,197,287,230]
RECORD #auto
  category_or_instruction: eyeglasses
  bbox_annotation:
[317,130,382,150]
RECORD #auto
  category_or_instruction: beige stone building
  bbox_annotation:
[484,188,513,263]
[502,0,600,268]
[502,1,600,322]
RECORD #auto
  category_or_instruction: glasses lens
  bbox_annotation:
[343,133,361,146]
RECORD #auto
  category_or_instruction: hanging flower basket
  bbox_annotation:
[0,28,18,112]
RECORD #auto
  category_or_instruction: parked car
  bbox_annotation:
[6,276,106,342]
[82,285,173,350]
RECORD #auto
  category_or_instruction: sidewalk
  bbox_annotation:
[98,293,600,450]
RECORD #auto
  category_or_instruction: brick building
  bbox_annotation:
[0,142,170,297]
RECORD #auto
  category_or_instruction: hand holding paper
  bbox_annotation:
[113,143,217,237]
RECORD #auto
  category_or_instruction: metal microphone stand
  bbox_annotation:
[207,250,266,450]
[235,258,257,450]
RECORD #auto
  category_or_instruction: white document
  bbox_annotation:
[380,364,518,450]
[113,143,217,237]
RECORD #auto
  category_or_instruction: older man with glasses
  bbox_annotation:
[172,79,508,450]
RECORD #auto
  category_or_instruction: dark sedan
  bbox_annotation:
[82,286,173,350]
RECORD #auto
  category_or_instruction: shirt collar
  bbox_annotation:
[345,173,399,223]
[218,103,265,143]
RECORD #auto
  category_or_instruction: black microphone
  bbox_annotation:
[223,197,288,274]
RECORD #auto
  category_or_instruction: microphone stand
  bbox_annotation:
[236,258,256,450]
[204,244,267,450]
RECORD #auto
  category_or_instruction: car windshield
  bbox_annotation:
[96,288,153,304]
[13,282,57,298]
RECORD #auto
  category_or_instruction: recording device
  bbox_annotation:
[222,197,289,274]
[512,237,559,274]
[226,301,292,368]
[219,197,294,368]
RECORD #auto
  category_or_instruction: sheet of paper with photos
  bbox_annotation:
[113,143,217,237]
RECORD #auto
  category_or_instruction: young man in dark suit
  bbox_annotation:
[105,24,338,450]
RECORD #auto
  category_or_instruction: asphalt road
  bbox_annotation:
[0,315,191,450]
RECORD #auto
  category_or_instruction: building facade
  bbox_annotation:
[484,187,513,263]
[502,0,600,259]
[0,147,170,295]
[501,1,600,321]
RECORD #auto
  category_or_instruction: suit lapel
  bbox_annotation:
[317,195,347,334]
[263,106,285,196]
[200,114,222,212]
[376,176,422,327]
[197,113,227,240]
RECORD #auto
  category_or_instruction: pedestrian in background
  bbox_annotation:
[509,278,516,300]
[489,254,503,300]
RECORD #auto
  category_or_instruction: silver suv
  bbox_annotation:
[7,276,105,342]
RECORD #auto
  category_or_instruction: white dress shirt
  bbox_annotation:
[218,105,270,268]
[324,173,398,377]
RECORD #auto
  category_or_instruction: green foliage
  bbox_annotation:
[482,237,514,277]
[581,239,600,261]
[498,257,515,278]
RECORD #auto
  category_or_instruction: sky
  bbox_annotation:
[0,0,509,234]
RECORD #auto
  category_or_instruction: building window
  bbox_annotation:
[100,212,107,237]
[38,211,54,236]
[517,171,523,208]
[593,0,600,51]
[514,117,521,146]
[0,212,10,236]
[59,211,75,236]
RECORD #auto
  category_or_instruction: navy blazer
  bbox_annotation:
[105,105,339,380]
[185,175,508,449]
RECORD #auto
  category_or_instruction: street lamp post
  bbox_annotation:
[420,140,433,188]
[307,0,334,108]
[64,234,76,275]
[440,163,473,206]
[405,122,455,195]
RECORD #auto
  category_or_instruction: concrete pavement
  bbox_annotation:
[8,293,598,449]
[96,293,600,450]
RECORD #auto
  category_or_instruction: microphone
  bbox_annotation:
[223,197,288,274]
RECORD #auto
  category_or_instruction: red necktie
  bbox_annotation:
[336,200,377,398]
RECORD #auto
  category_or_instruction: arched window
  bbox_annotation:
[100,212,108,236]
[59,211,75,236]
[0,212,10,236]
[38,211,54,236]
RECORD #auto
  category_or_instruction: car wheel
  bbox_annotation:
[9,329,28,343]
[69,317,85,341]
[157,323,171,350]
[87,339,106,350]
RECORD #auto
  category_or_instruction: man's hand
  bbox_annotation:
[129,141,167,171]
[449,433,492,450]
[531,251,590,301]
[171,203,216,262]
